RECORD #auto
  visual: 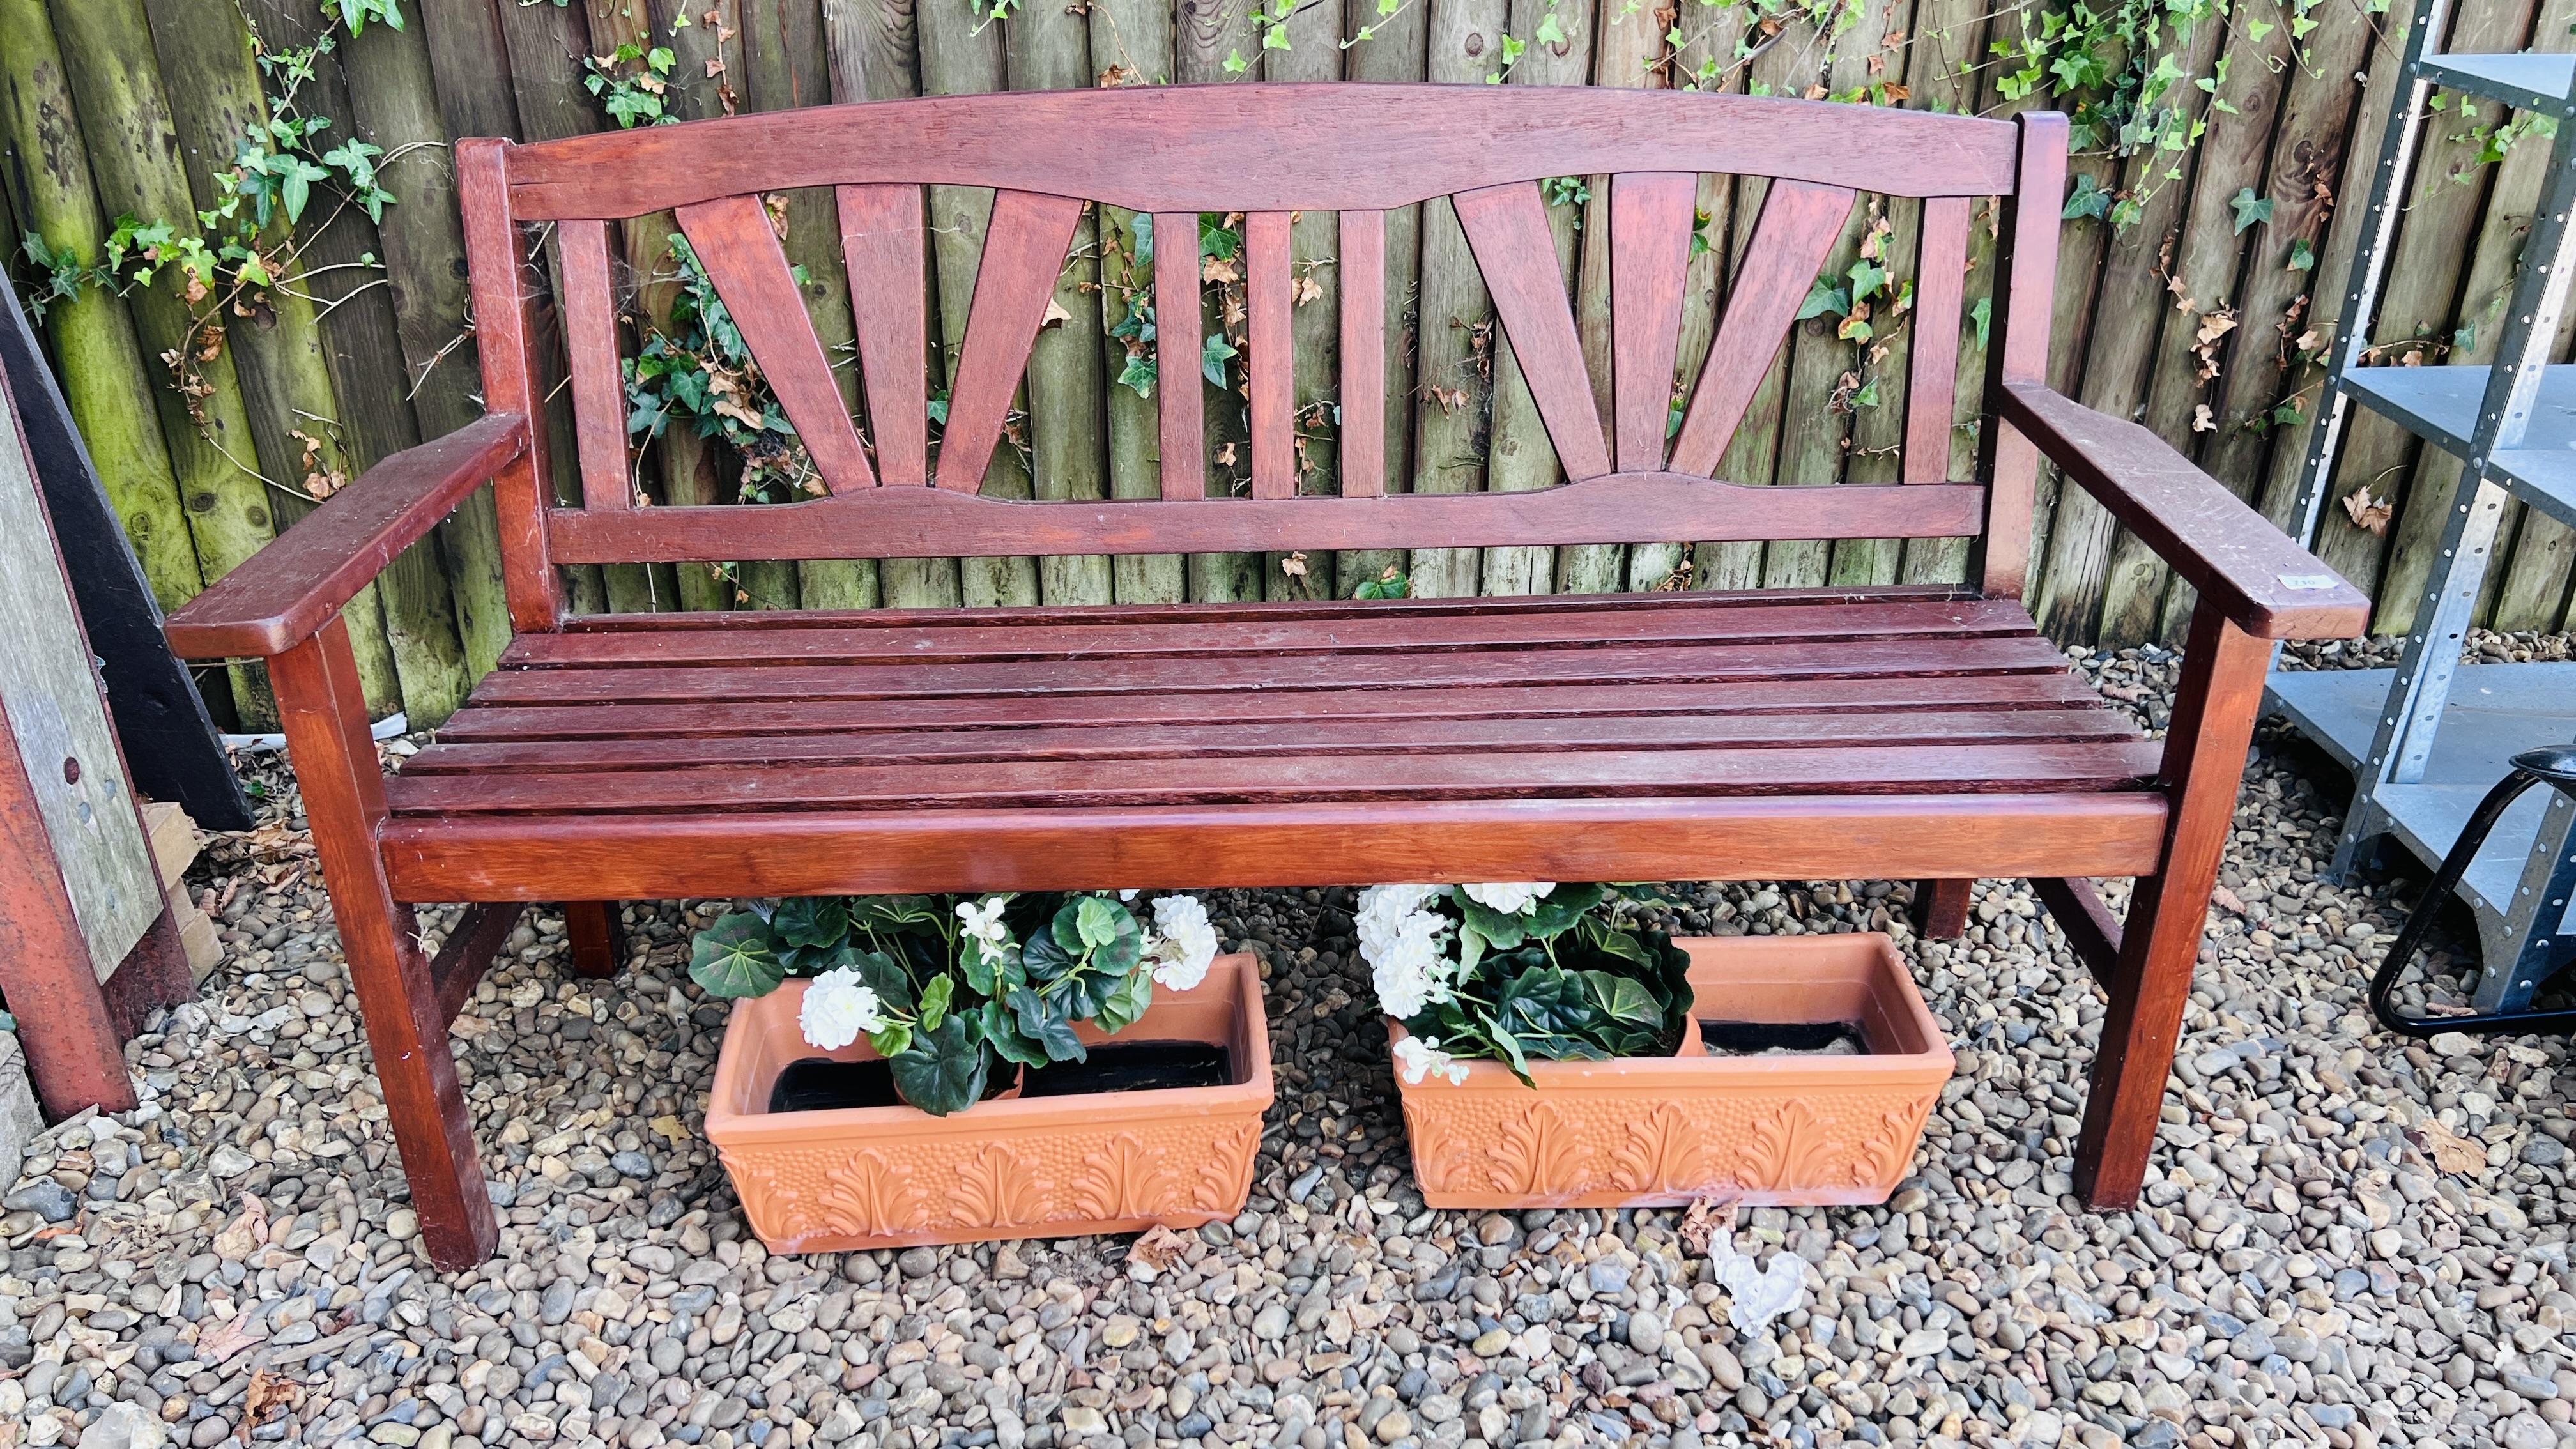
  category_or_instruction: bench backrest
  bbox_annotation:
[458,84,2067,633]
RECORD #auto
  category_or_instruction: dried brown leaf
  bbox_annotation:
[1127,1225,1192,1271]
[2414,1120,2489,1176]
[2342,486,2393,537]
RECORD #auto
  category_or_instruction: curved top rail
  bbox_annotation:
[502,84,2031,220]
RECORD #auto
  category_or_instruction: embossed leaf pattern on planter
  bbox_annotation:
[1735,1100,1844,1190]
[818,1149,931,1237]
[1194,1124,1260,1213]
[952,1143,1047,1229]
[1851,1103,1930,1188]
[1610,1103,1722,1196]
[1074,1133,1178,1221]
[1488,1101,1590,1197]
[723,1151,817,1243]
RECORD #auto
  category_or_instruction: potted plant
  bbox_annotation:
[1369,885,1952,1208]
[696,891,1273,1253]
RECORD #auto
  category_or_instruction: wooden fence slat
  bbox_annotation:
[2105,8,2299,647]
[743,0,879,612]
[344,7,516,678]
[1090,0,1184,605]
[917,0,1036,608]
[1268,0,1346,600]
[1336,0,1430,600]
[1004,0,1115,608]
[824,0,962,610]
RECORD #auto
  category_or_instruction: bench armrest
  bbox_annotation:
[1997,381,2368,640]
[165,413,530,659]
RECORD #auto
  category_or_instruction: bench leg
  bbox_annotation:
[565,901,622,979]
[1910,879,1973,939]
[275,619,498,1269]
[2074,610,2268,1210]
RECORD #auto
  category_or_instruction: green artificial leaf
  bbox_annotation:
[772,896,852,950]
[1008,987,1087,1062]
[1073,895,1122,950]
[1523,883,1607,941]
[887,1016,988,1116]
[867,1021,912,1059]
[1092,965,1154,1036]
[961,937,1002,997]
[917,974,954,1033]
[689,912,784,998]
[845,949,916,1013]
[978,999,1050,1070]
[2228,187,2273,234]
[1455,896,1529,951]
[846,894,944,935]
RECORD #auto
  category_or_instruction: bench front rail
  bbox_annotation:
[162,84,2367,1269]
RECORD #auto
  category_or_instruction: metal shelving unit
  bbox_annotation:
[2267,0,2576,1009]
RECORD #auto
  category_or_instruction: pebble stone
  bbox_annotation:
[4,631,2574,1449]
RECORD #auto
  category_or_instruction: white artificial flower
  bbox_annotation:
[955,896,1013,955]
[1392,1034,1469,1086]
[1117,889,1140,902]
[1460,882,1554,915]
[799,967,885,1052]
[1142,894,1220,990]
[1356,885,1455,1020]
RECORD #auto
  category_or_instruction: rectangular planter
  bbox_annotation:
[1393,933,1952,1209]
[708,954,1273,1254]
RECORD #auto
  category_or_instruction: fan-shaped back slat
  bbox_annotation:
[838,184,930,486]
[1246,211,1296,500]
[674,195,876,491]
[1666,181,1855,479]
[1906,196,1974,486]
[1338,210,1386,498]
[939,190,1085,494]
[1454,182,1612,484]
[1609,173,1696,474]
[557,218,630,511]
[1152,211,1205,502]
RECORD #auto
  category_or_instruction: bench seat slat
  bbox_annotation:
[388,740,2162,816]
[382,793,2171,903]
[498,596,2041,668]
[459,634,2077,706]
[431,671,2111,743]
[402,707,2141,776]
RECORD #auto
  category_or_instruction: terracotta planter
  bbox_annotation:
[1393,933,1951,1208]
[709,954,1272,1254]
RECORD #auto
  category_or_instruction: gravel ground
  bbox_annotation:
[5,631,2575,1449]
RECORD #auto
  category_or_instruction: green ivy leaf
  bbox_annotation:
[2228,187,2273,234]
[1202,332,1238,389]
[2288,236,2316,272]
[1796,279,1850,321]
[2062,172,2110,222]
[688,912,783,998]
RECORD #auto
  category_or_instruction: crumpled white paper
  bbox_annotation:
[1708,1226,1808,1336]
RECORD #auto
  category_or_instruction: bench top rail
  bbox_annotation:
[462,84,2049,570]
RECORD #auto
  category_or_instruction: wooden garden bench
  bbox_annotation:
[162,84,2367,1268]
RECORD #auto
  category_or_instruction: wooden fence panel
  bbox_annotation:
[13,0,2571,742]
